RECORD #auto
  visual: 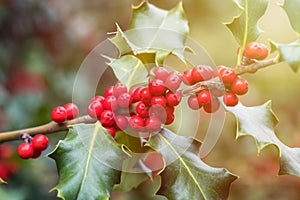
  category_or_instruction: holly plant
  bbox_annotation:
[1,0,300,199]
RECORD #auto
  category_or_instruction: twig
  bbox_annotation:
[0,115,97,143]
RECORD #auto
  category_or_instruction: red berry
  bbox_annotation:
[188,95,200,110]
[149,105,167,123]
[64,103,79,120]
[105,126,116,137]
[145,116,162,132]
[165,106,175,115]
[31,149,42,159]
[192,65,214,83]
[129,115,145,132]
[17,143,34,159]
[51,106,67,123]
[203,97,220,113]
[153,67,169,81]
[32,134,49,151]
[218,66,237,84]
[0,144,14,159]
[166,91,182,107]
[117,93,132,108]
[103,96,118,110]
[130,86,144,103]
[114,115,128,130]
[197,90,212,106]
[151,96,167,107]
[87,101,104,118]
[165,71,182,92]
[165,113,175,125]
[91,96,105,103]
[182,69,194,85]
[104,86,114,97]
[113,83,127,97]
[140,88,152,104]
[100,110,115,127]
[243,42,269,60]
[136,102,149,118]
[149,79,167,96]
[231,77,248,95]
[223,92,239,106]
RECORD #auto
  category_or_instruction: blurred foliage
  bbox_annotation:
[0,0,300,199]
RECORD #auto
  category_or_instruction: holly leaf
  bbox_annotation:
[281,0,300,35]
[49,122,128,200]
[147,128,237,200]
[110,1,189,64]
[0,178,6,184]
[270,39,300,72]
[225,101,300,176]
[225,0,268,45]
[106,55,148,88]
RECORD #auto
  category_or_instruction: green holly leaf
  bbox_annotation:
[225,0,268,45]
[112,176,167,200]
[110,1,189,64]
[106,55,148,88]
[225,101,300,176]
[270,39,300,72]
[282,0,300,35]
[147,128,237,200]
[49,122,128,200]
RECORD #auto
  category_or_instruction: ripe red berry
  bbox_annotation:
[217,66,237,84]
[145,116,162,132]
[136,102,149,118]
[243,42,269,60]
[105,126,116,137]
[182,69,194,85]
[31,149,42,159]
[192,65,214,83]
[104,86,114,97]
[231,77,248,95]
[197,90,212,106]
[87,100,104,118]
[17,143,34,159]
[129,115,145,132]
[149,79,167,96]
[223,92,239,106]
[165,113,175,125]
[51,106,67,123]
[114,115,128,130]
[188,95,200,110]
[32,134,49,151]
[149,105,167,123]
[165,91,182,107]
[64,103,79,120]
[203,97,220,113]
[130,86,144,103]
[165,71,182,91]
[165,106,175,115]
[103,96,118,110]
[100,110,115,127]
[91,96,105,103]
[117,93,132,108]
[151,96,167,107]
[113,83,127,97]
[153,67,169,81]
[140,88,152,104]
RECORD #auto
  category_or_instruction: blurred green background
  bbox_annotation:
[1,0,300,199]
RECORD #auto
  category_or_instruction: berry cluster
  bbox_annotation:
[87,67,183,137]
[17,134,49,159]
[0,144,19,181]
[51,103,79,123]
[183,65,248,112]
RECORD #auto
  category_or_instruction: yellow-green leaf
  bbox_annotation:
[147,128,237,200]
[282,0,300,35]
[225,101,300,176]
[49,123,128,200]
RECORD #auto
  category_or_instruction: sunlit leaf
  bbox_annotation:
[225,0,268,45]
[0,178,6,184]
[225,101,300,176]
[49,123,128,200]
[270,39,300,72]
[147,128,237,200]
[106,55,148,88]
[282,0,300,35]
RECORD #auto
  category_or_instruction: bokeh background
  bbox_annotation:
[1,0,300,199]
